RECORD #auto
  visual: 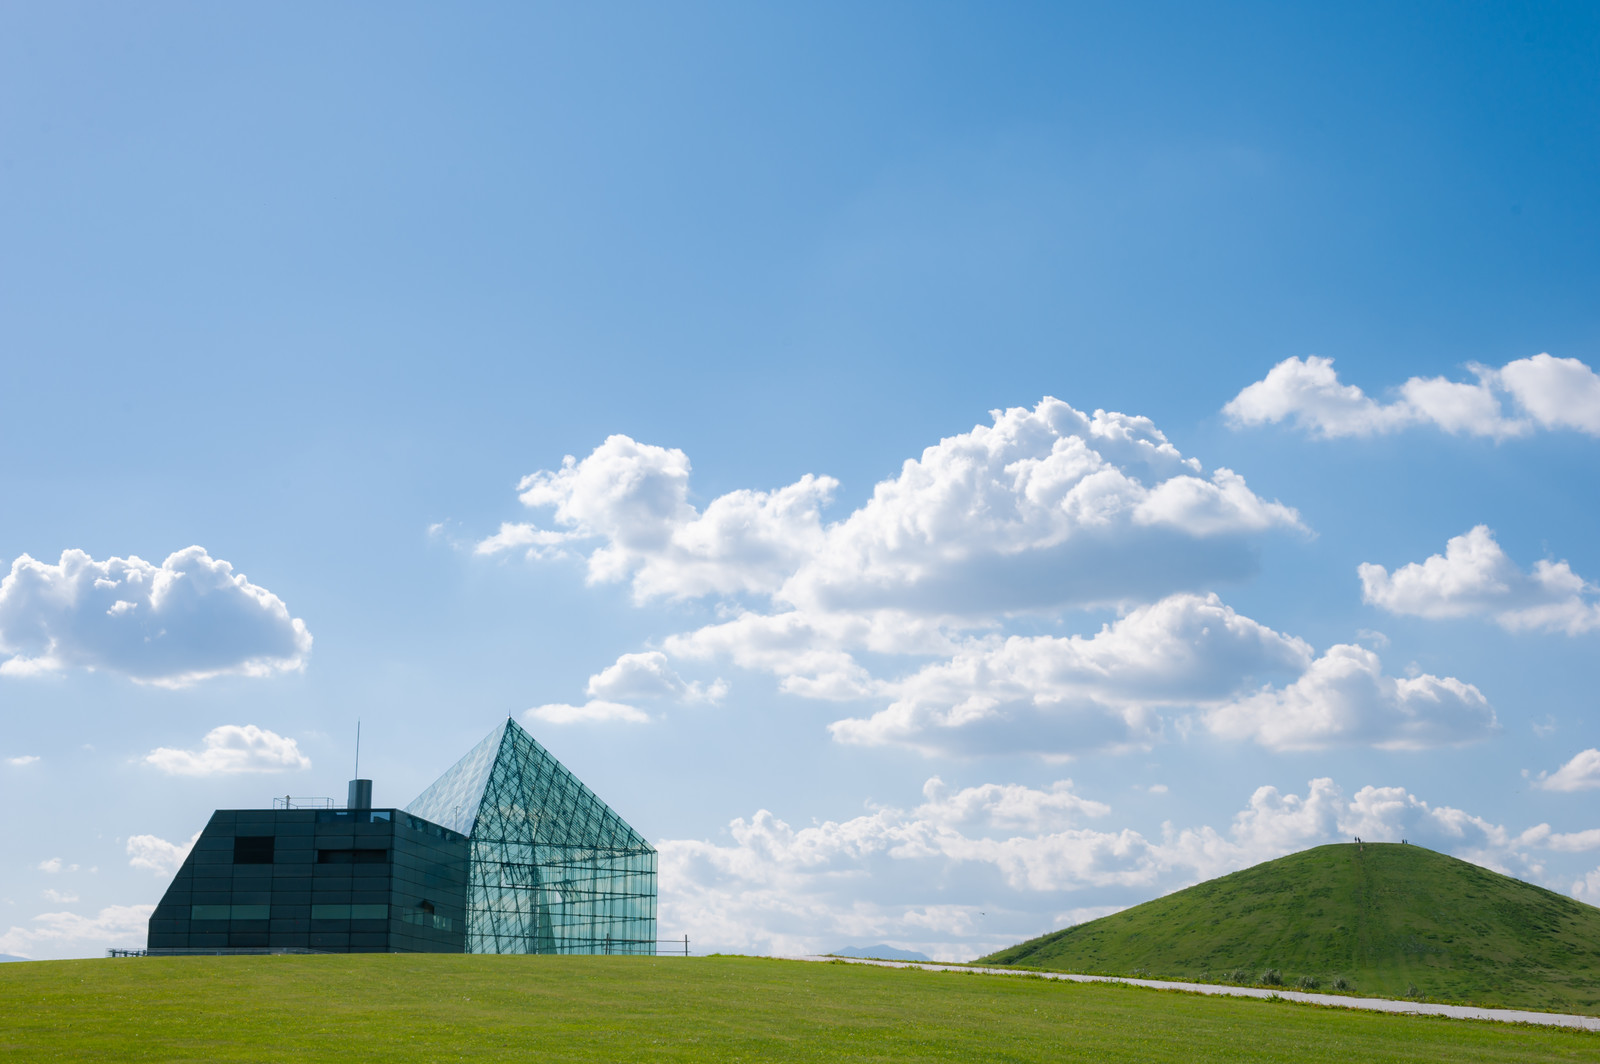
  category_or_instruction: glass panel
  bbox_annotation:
[405,722,505,835]
[402,908,454,931]
[317,848,389,864]
[408,718,657,954]
[232,836,275,864]
[314,809,395,824]
[311,903,389,920]
[191,904,272,920]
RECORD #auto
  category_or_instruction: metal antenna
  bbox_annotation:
[355,718,361,779]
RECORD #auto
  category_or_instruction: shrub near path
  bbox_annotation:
[0,954,1594,1063]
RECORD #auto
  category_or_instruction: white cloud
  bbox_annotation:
[1536,749,1600,793]
[659,776,1128,959]
[1224,353,1600,439]
[1334,785,1552,876]
[484,434,838,601]
[1499,353,1600,434]
[524,700,650,725]
[917,776,1112,832]
[1544,828,1600,853]
[479,399,1493,757]
[0,547,312,685]
[474,522,573,557]
[663,609,892,702]
[1359,526,1600,635]
[0,904,154,960]
[1204,644,1495,751]
[660,774,1567,959]
[586,651,726,704]
[37,858,64,874]
[784,401,1301,617]
[127,832,200,875]
[144,725,311,776]
[1575,868,1600,904]
[41,889,78,903]
[829,593,1314,756]
[6,755,39,766]
[483,400,1301,614]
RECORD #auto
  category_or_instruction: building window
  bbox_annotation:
[233,836,275,864]
[402,901,453,931]
[192,905,270,920]
[311,904,389,920]
[316,848,388,864]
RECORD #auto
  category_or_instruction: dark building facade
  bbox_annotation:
[146,717,657,955]
[146,807,468,954]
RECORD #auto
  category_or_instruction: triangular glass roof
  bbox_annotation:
[406,717,653,853]
[405,716,656,953]
[404,718,507,835]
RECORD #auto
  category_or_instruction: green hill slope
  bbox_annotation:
[981,842,1600,1015]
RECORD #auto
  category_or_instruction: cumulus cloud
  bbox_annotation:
[782,402,1301,617]
[1536,749,1600,793]
[1359,526,1600,635]
[828,593,1314,756]
[482,434,838,601]
[663,609,896,702]
[127,832,200,875]
[6,755,39,766]
[144,725,311,776]
[0,904,154,960]
[480,400,1352,754]
[660,774,1571,959]
[1204,644,1495,751]
[1224,353,1600,439]
[482,400,1301,614]
[1544,828,1600,853]
[659,776,1126,959]
[37,858,66,874]
[0,547,312,685]
[586,651,726,704]
[524,701,650,725]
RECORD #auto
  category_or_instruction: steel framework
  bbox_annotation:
[406,718,657,954]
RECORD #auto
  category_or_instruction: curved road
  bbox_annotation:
[789,954,1600,1032]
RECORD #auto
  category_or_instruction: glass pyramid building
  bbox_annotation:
[406,717,657,954]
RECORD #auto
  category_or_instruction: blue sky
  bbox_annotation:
[3,2,1599,960]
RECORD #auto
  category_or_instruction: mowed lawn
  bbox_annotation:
[1,954,1593,1063]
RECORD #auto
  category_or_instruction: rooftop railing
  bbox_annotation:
[271,796,337,810]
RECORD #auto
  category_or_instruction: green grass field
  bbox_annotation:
[982,842,1600,1016]
[0,953,1593,1062]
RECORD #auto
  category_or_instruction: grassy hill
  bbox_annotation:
[981,842,1600,1015]
[0,953,1593,1062]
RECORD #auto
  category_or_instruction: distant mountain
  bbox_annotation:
[831,945,931,962]
[982,842,1600,1016]
[0,954,31,963]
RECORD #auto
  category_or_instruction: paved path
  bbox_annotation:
[787,954,1600,1032]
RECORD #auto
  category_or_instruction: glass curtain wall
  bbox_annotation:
[407,718,657,954]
